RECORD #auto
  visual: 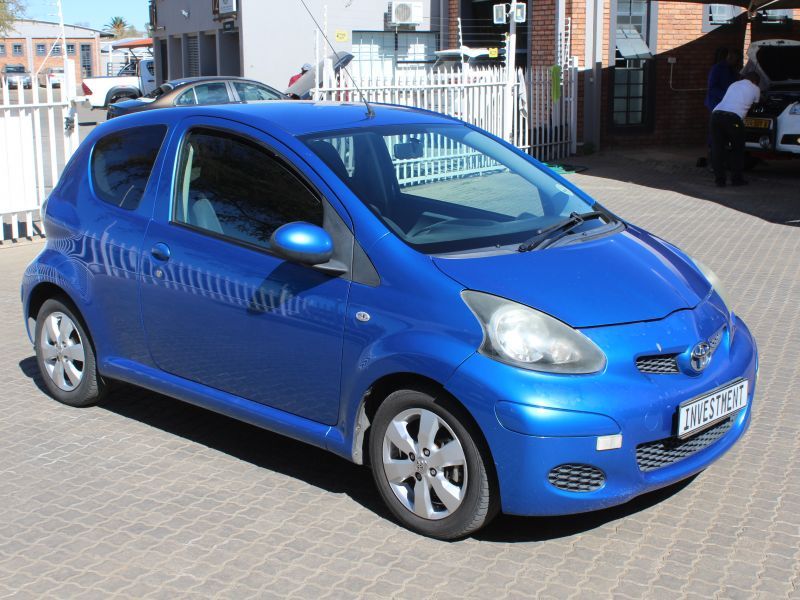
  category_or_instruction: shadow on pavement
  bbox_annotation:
[570,149,800,227]
[475,477,695,543]
[20,355,697,543]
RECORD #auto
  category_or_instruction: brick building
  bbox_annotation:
[448,1,800,150]
[0,20,111,86]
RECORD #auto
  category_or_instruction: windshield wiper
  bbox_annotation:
[518,211,609,252]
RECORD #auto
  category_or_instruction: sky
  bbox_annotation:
[24,0,150,32]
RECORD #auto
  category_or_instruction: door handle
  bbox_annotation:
[150,242,171,262]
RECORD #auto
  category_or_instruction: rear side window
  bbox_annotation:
[91,125,167,210]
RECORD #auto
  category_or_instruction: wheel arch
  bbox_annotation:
[104,86,140,108]
[26,282,86,341]
[353,371,499,500]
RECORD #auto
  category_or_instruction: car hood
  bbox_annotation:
[432,228,711,328]
[746,40,800,87]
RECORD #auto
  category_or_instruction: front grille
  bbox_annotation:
[636,418,733,472]
[636,354,679,374]
[548,464,605,492]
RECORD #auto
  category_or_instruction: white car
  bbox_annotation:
[743,39,800,157]
[80,58,156,109]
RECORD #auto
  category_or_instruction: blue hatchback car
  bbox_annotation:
[22,102,757,539]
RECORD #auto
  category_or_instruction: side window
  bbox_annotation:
[175,88,197,105]
[174,128,323,250]
[91,125,167,210]
[232,81,282,101]
[193,82,231,104]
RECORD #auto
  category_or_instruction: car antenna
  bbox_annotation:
[297,0,375,118]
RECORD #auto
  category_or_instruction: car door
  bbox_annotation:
[140,60,156,95]
[139,118,352,425]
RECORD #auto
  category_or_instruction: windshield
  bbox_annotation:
[303,123,600,254]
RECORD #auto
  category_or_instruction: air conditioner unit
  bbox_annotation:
[392,2,423,26]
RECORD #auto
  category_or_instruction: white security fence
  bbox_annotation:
[0,60,80,242]
[313,60,578,165]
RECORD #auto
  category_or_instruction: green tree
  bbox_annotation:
[0,0,25,35]
[104,16,129,39]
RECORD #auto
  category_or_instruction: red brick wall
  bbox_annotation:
[448,0,460,47]
[531,0,558,66]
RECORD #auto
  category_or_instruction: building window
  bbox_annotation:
[13,43,23,56]
[66,43,76,55]
[0,45,5,57]
[80,44,93,78]
[52,43,62,55]
[36,43,46,55]
[351,31,439,79]
[702,5,743,32]
[611,0,653,129]
[760,8,792,23]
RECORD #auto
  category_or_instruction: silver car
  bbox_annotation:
[2,64,32,89]
[37,67,65,88]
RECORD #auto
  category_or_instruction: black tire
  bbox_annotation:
[34,298,106,407]
[109,93,136,106]
[369,388,498,540]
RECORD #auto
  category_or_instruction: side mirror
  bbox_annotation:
[270,222,333,266]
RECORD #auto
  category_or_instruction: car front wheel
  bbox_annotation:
[369,388,497,539]
[34,298,106,407]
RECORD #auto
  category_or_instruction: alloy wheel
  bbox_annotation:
[39,312,85,392]
[381,407,468,520]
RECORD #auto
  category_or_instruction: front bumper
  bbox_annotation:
[445,309,758,517]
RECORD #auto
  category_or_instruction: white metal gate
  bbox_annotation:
[313,62,578,163]
[0,60,80,242]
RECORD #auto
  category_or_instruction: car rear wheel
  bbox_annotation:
[369,388,497,539]
[35,298,106,407]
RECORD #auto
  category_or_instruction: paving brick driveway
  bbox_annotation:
[1,154,798,599]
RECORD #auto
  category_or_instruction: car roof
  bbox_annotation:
[165,76,272,88]
[110,100,459,137]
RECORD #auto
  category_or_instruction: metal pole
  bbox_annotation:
[503,2,518,142]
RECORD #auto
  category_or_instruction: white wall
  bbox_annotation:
[240,0,439,90]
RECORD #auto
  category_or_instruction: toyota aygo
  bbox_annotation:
[21,102,757,539]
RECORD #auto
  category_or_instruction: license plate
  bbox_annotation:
[677,379,748,439]
[744,117,770,129]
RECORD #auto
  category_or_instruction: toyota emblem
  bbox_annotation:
[690,342,712,372]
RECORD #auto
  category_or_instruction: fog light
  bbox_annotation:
[759,135,770,149]
[596,433,623,451]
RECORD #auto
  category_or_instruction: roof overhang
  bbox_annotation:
[112,38,153,50]
[657,0,800,13]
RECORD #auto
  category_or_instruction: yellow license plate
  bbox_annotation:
[744,117,770,129]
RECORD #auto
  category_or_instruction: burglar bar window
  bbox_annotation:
[612,0,653,128]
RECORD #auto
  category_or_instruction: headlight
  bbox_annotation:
[789,102,800,116]
[462,291,606,374]
[691,258,732,312]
